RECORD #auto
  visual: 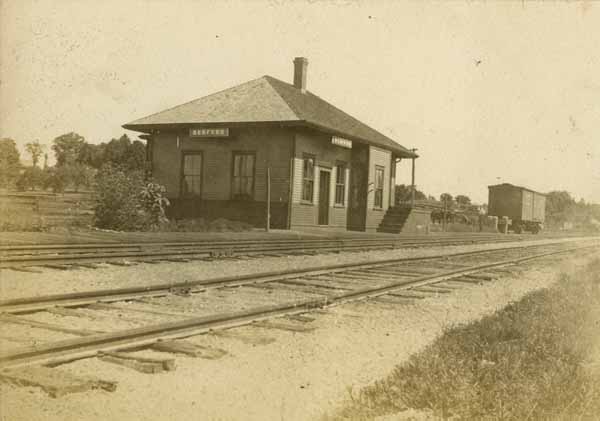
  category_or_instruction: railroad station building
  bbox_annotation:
[123,58,424,232]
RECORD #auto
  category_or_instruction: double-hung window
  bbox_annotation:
[302,155,315,202]
[232,152,255,200]
[335,163,346,206]
[374,166,384,209]
[181,152,203,197]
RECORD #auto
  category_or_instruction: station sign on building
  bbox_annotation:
[331,136,352,149]
[190,128,229,138]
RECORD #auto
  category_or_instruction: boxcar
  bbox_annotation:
[487,183,546,233]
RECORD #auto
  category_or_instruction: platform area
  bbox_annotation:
[0,228,515,246]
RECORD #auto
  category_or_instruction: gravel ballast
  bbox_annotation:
[0,239,598,420]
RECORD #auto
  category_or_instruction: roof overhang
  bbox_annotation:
[122,120,418,159]
[122,120,301,133]
[300,121,418,158]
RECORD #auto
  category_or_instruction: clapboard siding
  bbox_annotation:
[365,146,392,230]
[330,206,348,227]
[290,205,347,229]
[290,203,317,226]
[153,127,293,201]
[152,133,180,197]
[389,159,396,206]
[291,157,305,204]
[290,130,352,228]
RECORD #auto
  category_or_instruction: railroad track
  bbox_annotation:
[1,239,598,372]
[0,232,568,270]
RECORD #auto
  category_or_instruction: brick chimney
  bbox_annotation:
[293,57,308,93]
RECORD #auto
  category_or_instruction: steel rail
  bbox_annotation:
[0,241,572,314]
[0,239,510,262]
[0,235,535,268]
[0,243,596,369]
[3,229,591,252]
[0,234,516,256]
[0,232,515,251]
[0,237,505,256]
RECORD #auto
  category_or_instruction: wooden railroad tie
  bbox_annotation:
[387,292,427,299]
[6,266,43,273]
[71,263,100,269]
[45,306,142,324]
[285,314,316,323]
[430,282,464,290]
[0,366,116,398]
[278,278,350,291]
[99,351,175,374]
[210,329,276,346]
[462,274,494,281]
[446,277,483,285]
[411,286,453,294]
[152,339,227,359]
[252,319,316,333]
[105,261,136,267]
[41,264,71,270]
[0,313,104,336]
[371,295,414,305]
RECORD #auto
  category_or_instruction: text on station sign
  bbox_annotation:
[190,128,230,137]
[331,136,352,149]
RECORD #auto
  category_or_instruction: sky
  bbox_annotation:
[1,0,599,204]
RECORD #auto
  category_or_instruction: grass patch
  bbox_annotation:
[0,208,49,231]
[160,217,254,232]
[328,259,600,420]
[0,192,93,231]
[0,208,91,232]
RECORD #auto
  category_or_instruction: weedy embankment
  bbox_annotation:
[329,258,600,420]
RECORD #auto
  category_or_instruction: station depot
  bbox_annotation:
[123,57,429,233]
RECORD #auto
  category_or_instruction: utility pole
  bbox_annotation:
[410,148,417,207]
[266,167,271,232]
[443,198,447,232]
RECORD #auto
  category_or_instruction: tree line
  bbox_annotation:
[395,184,474,209]
[545,190,600,230]
[0,133,145,192]
[395,184,600,230]
[0,133,171,231]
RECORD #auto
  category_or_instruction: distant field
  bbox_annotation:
[0,191,94,231]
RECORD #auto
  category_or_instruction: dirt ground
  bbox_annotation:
[0,239,598,420]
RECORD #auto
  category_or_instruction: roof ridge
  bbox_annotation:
[262,75,301,120]
[263,75,305,118]
[266,75,405,151]
[128,76,268,126]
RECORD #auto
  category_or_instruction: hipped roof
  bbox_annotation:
[123,75,416,158]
